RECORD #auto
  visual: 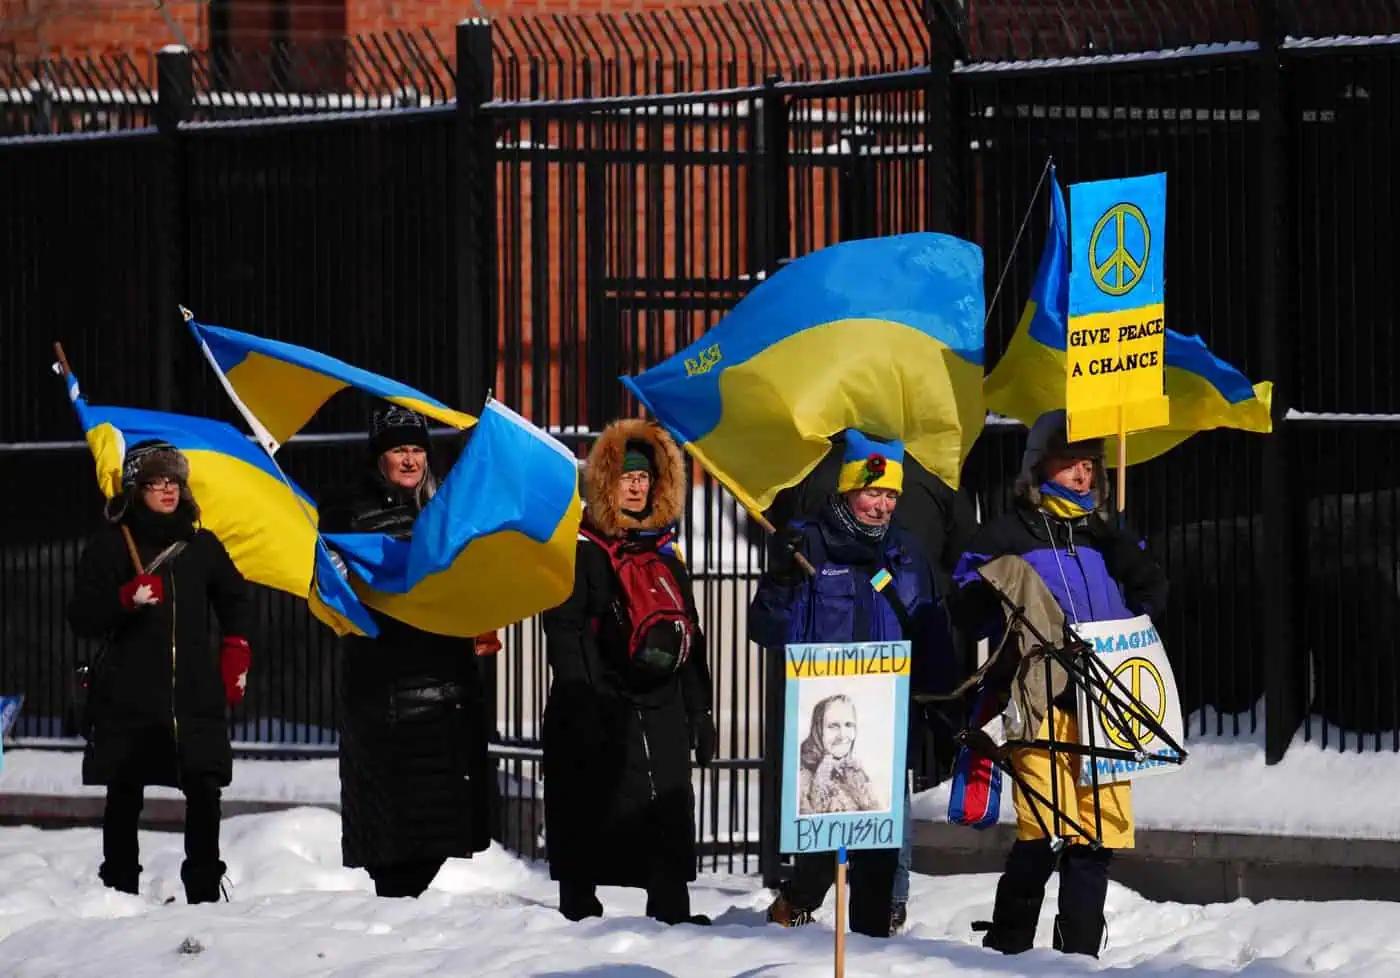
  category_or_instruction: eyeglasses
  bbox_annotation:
[140,478,181,492]
[620,472,651,487]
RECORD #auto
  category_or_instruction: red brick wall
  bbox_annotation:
[2,0,208,58]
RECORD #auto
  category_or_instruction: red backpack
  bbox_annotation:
[580,526,695,675]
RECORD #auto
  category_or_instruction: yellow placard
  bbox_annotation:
[1065,303,1170,442]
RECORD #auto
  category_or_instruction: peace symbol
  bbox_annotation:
[1088,202,1150,297]
[1098,656,1167,750]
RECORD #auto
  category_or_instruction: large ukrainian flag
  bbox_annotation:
[187,319,476,451]
[985,173,1273,464]
[62,367,377,638]
[623,233,986,509]
[324,400,583,638]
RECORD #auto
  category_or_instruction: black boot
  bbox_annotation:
[1053,912,1105,957]
[1056,845,1111,956]
[979,893,1040,954]
[99,861,141,896]
[181,859,227,905]
[558,880,604,921]
[979,840,1055,954]
[645,881,709,926]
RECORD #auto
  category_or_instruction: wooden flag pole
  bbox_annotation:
[54,342,143,574]
[834,846,848,978]
[1116,406,1127,513]
[751,508,817,578]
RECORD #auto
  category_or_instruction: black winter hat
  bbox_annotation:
[368,405,431,456]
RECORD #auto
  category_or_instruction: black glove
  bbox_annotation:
[766,528,807,585]
[691,710,716,767]
[947,576,1003,630]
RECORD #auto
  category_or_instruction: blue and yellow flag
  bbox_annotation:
[325,400,583,638]
[62,367,377,638]
[187,319,476,452]
[985,172,1272,464]
[622,233,986,508]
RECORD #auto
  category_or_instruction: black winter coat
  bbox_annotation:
[541,530,712,887]
[67,522,251,788]
[320,478,492,870]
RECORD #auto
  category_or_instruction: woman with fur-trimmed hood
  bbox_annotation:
[541,419,714,925]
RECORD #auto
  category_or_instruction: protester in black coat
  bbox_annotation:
[67,440,252,903]
[319,408,492,899]
[542,418,714,925]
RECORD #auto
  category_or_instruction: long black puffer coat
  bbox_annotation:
[67,507,251,788]
[541,419,712,888]
[320,475,493,870]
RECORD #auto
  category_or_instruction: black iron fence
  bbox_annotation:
[2,0,1398,867]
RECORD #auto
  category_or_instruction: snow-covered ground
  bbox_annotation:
[913,711,1400,840]
[1,807,1399,977]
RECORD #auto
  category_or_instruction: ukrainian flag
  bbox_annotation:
[985,172,1272,464]
[62,367,377,638]
[187,319,476,451]
[324,400,583,638]
[622,233,986,510]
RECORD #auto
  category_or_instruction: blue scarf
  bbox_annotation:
[1038,480,1096,520]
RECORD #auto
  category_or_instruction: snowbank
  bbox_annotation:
[1,808,1399,976]
[914,709,1400,840]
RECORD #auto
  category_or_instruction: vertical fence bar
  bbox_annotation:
[1254,0,1300,764]
[456,19,496,410]
[757,72,789,888]
[154,46,192,411]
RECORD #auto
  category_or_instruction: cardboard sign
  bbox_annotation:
[1073,616,1184,785]
[1067,173,1171,443]
[780,641,910,854]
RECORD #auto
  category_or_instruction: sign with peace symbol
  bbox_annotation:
[1098,656,1168,750]
[1088,202,1151,297]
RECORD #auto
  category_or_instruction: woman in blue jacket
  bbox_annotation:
[751,431,953,938]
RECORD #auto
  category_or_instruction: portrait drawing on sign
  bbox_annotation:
[796,685,892,816]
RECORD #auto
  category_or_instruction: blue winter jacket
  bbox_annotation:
[749,513,955,695]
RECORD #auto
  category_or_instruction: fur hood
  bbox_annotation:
[583,418,687,537]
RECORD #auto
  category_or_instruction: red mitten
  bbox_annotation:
[118,574,164,610]
[220,636,251,707]
[474,631,502,657]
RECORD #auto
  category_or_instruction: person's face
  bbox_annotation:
[1043,454,1096,494]
[379,445,427,490]
[845,487,899,527]
[616,470,651,513]
[140,477,181,514]
[820,700,858,760]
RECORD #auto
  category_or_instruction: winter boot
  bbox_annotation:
[976,888,1042,954]
[765,893,815,928]
[645,881,709,926]
[181,859,227,905]
[1053,913,1105,957]
[99,862,141,896]
[889,900,908,935]
[558,881,604,921]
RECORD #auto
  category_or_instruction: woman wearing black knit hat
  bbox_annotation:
[318,407,494,898]
[67,439,253,903]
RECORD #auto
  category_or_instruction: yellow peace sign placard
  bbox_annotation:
[1066,173,1170,444]
[1098,656,1168,750]
[1088,203,1151,297]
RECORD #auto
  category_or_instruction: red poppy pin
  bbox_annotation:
[864,453,887,484]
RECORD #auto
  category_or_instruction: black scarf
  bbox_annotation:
[125,500,197,550]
